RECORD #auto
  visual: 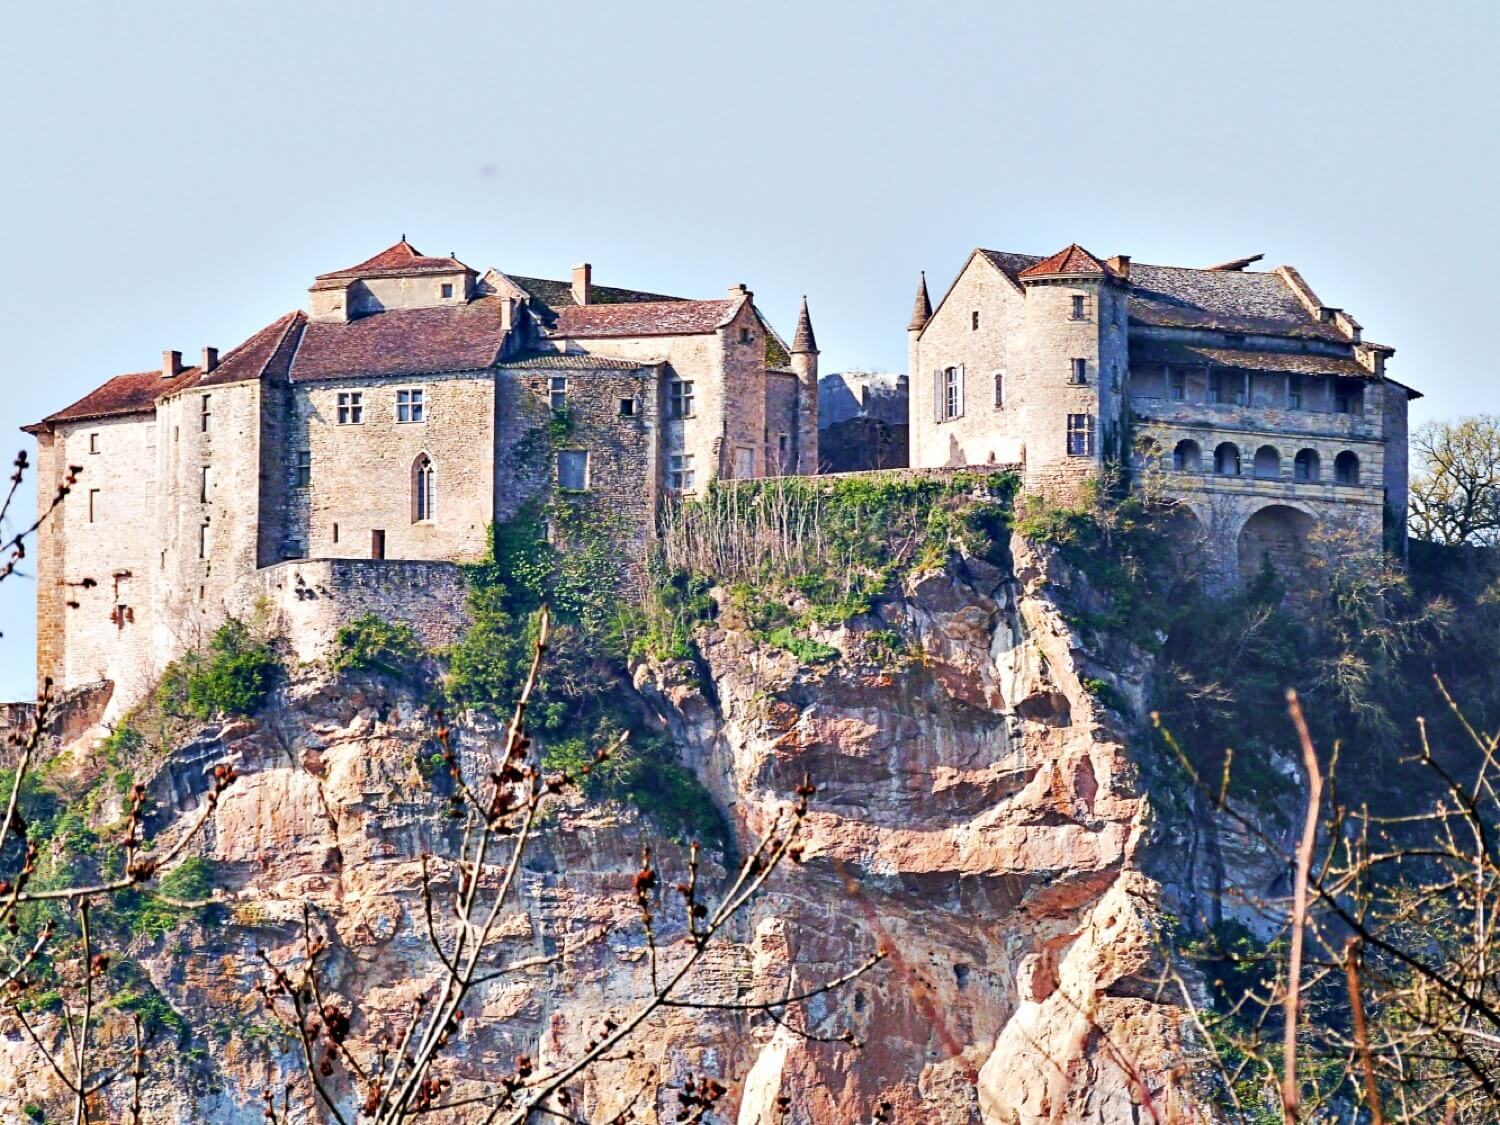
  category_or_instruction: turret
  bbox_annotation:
[907,272,931,435]
[790,296,820,474]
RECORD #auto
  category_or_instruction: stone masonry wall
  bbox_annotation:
[910,256,1027,469]
[226,559,469,665]
[289,370,496,564]
[765,371,799,475]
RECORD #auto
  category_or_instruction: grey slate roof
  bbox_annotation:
[1127,263,1346,341]
[500,351,662,370]
[1130,340,1369,378]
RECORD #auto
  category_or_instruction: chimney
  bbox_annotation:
[162,350,183,379]
[201,346,219,373]
[571,262,592,305]
[728,283,752,300]
[1107,255,1131,280]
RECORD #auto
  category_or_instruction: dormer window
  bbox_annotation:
[440,283,454,299]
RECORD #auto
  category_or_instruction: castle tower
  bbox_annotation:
[907,271,931,434]
[790,296,820,474]
[1015,245,1129,491]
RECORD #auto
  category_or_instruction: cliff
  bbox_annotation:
[1,533,1206,1123]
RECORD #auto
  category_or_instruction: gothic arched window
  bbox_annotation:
[413,454,435,522]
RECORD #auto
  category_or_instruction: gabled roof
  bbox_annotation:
[316,239,470,281]
[197,311,306,388]
[290,298,510,382]
[39,367,201,427]
[506,274,684,310]
[549,298,743,339]
[1128,263,1347,341]
[1018,243,1114,279]
[977,249,1044,287]
[500,351,663,371]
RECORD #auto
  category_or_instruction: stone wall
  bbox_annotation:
[226,559,470,665]
[288,370,496,565]
[765,371,800,475]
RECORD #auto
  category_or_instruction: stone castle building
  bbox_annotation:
[908,244,1419,582]
[25,240,819,703]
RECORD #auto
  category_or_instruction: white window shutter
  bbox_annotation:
[956,365,965,418]
[934,369,943,423]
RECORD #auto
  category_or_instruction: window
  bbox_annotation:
[1253,445,1281,479]
[371,530,385,560]
[1287,375,1303,410]
[198,520,211,559]
[993,371,1005,409]
[557,450,589,491]
[670,380,695,418]
[440,283,454,299]
[971,311,980,331]
[670,453,696,493]
[1170,369,1186,401]
[734,447,755,478]
[1172,439,1202,472]
[413,453,435,521]
[619,397,636,417]
[1066,414,1095,457]
[549,376,568,413]
[396,388,425,423]
[200,465,213,502]
[337,391,363,424]
[1070,295,1086,320]
[1070,358,1087,385]
[88,488,100,522]
[1334,450,1360,485]
[1294,449,1320,482]
[88,432,99,454]
[739,327,753,344]
[777,433,790,466]
[295,450,311,487]
[936,366,964,421]
[333,522,340,544]
[200,394,212,433]
[1207,373,1223,404]
[1214,442,1241,477]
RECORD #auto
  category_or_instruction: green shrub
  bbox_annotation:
[160,619,278,720]
[333,615,425,678]
[767,626,839,666]
[100,724,144,765]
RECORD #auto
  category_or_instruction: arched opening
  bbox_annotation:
[1334,450,1360,485]
[412,453,435,522]
[1252,445,1281,480]
[1172,439,1202,472]
[1293,449,1320,482]
[1237,504,1314,584]
[1214,442,1241,477]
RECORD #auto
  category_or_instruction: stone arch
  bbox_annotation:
[1252,445,1281,480]
[1237,503,1314,583]
[1334,450,1360,485]
[1214,441,1241,477]
[412,452,435,522]
[1172,438,1202,472]
[1293,448,1320,482]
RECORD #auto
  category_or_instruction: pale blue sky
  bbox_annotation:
[2,0,1496,698]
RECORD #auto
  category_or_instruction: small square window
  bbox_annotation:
[337,391,363,424]
[549,376,568,413]
[295,450,311,487]
[396,388,425,423]
[619,398,636,417]
[440,283,454,299]
[739,327,753,344]
[670,453,695,493]
[557,449,589,491]
[1071,295,1086,320]
[1066,414,1096,457]
[88,433,99,454]
[1070,358,1087,385]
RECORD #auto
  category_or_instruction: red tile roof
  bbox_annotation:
[41,367,200,426]
[290,298,509,382]
[316,239,470,280]
[197,311,305,387]
[549,298,741,339]
[1018,243,1113,279]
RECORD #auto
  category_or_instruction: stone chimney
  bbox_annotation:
[728,283,752,300]
[162,350,183,379]
[1107,255,1131,280]
[571,262,592,305]
[201,347,219,373]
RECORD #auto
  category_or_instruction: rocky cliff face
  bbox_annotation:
[2,536,1206,1123]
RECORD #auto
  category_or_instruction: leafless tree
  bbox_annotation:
[1410,416,1500,547]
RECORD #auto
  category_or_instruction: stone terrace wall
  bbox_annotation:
[228,559,470,664]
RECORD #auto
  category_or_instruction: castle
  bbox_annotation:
[25,240,819,703]
[907,245,1418,582]
[26,236,1420,712]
